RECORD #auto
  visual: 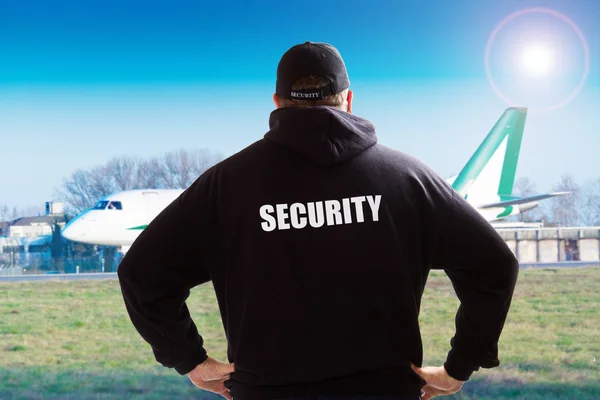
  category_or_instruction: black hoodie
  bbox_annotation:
[118,106,519,400]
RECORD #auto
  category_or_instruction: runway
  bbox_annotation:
[2,261,600,282]
[0,272,118,282]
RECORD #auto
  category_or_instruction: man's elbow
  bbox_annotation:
[117,255,134,282]
[500,246,520,289]
[510,253,520,286]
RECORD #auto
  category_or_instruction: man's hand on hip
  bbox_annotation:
[411,364,464,400]
[187,356,235,400]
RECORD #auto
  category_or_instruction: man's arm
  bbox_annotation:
[117,172,218,375]
[430,189,519,381]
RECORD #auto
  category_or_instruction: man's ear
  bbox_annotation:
[347,90,353,114]
[273,94,280,109]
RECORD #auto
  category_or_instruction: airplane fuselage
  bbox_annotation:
[62,189,183,248]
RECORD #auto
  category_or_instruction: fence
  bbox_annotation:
[497,226,600,263]
[0,251,122,275]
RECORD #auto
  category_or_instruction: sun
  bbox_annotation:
[520,44,555,77]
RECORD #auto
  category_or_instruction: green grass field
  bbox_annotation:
[1,268,599,399]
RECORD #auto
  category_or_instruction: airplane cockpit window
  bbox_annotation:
[93,201,109,210]
[107,201,123,210]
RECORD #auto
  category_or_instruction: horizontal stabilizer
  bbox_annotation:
[479,192,571,209]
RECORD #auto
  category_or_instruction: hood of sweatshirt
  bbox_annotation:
[264,106,377,167]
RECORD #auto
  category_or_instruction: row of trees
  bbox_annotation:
[1,150,225,223]
[55,148,223,214]
[0,205,44,223]
[512,174,600,226]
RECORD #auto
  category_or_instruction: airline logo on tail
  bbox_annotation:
[451,107,526,203]
[449,107,569,221]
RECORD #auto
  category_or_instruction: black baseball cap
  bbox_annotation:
[276,41,350,101]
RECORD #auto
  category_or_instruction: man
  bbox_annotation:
[118,42,519,400]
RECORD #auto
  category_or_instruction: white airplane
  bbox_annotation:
[61,107,567,253]
[61,189,183,253]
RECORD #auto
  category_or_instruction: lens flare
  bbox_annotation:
[520,44,554,78]
[484,8,590,113]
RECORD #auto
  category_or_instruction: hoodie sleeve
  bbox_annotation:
[429,186,519,381]
[117,171,218,375]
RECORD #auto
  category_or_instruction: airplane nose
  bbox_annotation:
[61,218,89,242]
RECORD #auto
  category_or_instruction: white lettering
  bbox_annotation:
[342,198,352,224]
[291,91,320,99]
[260,195,382,231]
[289,203,307,229]
[276,204,290,230]
[350,196,366,223]
[307,201,325,228]
[324,200,343,226]
[366,195,382,222]
[260,205,276,232]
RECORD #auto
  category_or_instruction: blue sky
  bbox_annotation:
[1,0,599,212]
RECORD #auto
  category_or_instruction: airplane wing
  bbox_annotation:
[478,192,571,209]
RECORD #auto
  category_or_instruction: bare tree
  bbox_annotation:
[514,177,537,197]
[0,204,9,222]
[107,156,139,191]
[543,173,580,227]
[57,148,222,214]
[190,149,223,178]
[58,169,107,214]
[89,165,118,200]
[137,157,166,189]
[579,178,600,226]
[512,177,541,222]
[160,148,223,189]
[162,149,191,189]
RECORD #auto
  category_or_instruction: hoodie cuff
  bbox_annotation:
[174,345,209,375]
[443,347,478,381]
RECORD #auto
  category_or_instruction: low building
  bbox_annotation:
[9,216,66,239]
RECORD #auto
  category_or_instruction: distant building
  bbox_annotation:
[9,216,66,239]
[46,202,65,216]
